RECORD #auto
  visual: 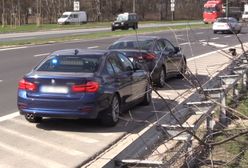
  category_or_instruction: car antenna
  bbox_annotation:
[75,49,79,55]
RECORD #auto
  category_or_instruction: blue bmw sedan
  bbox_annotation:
[17,49,151,126]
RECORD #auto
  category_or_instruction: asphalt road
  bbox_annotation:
[1,27,247,117]
[0,21,202,42]
[0,27,248,167]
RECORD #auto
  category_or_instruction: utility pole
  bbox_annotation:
[133,0,136,13]
[2,0,5,27]
[18,0,21,26]
[36,0,40,26]
[226,0,229,17]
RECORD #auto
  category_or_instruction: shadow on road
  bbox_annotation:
[35,97,177,134]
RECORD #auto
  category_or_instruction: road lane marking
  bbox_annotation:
[0,80,2,83]
[88,46,99,49]
[224,35,232,38]
[196,32,204,35]
[179,42,190,46]
[34,53,50,57]
[0,46,27,51]
[211,37,219,40]
[199,39,206,42]
[0,112,19,122]
[0,141,67,168]
[12,118,99,144]
[0,126,85,156]
[201,42,227,48]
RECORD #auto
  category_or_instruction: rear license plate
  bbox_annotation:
[40,86,69,94]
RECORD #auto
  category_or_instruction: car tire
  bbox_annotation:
[100,95,120,126]
[133,25,136,30]
[157,67,166,88]
[111,27,115,31]
[140,84,152,105]
[177,60,187,79]
[213,30,217,34]
[25,113,42,123]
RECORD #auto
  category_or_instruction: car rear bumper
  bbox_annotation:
[17,91,111,119]
[19,108,99,119]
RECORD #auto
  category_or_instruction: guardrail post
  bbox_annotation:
[246,71,248,90]
[232,83,239,106]
[219,91,227,126]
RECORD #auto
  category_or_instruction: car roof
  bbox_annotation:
[50,49,109,57]
[115,35,159,42]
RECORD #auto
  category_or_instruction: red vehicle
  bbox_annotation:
[203,0,224,23]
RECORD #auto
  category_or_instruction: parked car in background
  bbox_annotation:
[17,49,151,126]
[58,11,87,24]
[108,36,187,87]
[111,13,138,31]
[212,17,242,34]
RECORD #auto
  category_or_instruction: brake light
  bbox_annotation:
[18,79,37,91]
[142,53,156,60]
[72,81,99,93]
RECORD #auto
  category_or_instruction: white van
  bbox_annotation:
[58,11,87,24]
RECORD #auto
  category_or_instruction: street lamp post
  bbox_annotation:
[133,0,136,13]
[2,0,5,27]
[226,0,229,17]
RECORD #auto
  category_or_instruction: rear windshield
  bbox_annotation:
[116,14,128,21]
[36,55,100,73]
[109,40,154,50]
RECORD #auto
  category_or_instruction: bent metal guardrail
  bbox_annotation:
[113,51,248,168]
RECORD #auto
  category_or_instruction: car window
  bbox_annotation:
[36,55,100,73]
[117,53,133,71]
[109,40,154,50]
[108,54,125,73]
[102,60,115,75]
[163,39,175,53]
[155,40,166,52]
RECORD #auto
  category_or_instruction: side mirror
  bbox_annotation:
[133,62,142,71]
[174,47,181,53]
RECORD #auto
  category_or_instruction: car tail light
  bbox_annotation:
[18,79,37,91]
[72,81,99,93]
[142,53,156,60]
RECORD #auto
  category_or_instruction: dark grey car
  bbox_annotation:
[111,13,138,31]
[108,36,187,87]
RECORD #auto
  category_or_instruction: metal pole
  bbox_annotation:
[18,0,21,26]
[226,0,229,17]
[2,0,5,27]
[133,0,136,13]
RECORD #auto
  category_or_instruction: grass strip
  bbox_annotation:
[0,23,210,47]
[0,20,201,34]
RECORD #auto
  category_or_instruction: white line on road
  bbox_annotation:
[88,46,99,49]
[0,112,19,122]
[0,141,67,168]
[201,42,227,48]
[199,39,206,42]
[196,32,204,35]
[12,118,100,144]
[0,46,27,51]
[34,53,50,57]
[211,37,219,40]
[0,80,2,83]
[224,35,232,38]
[176,34,184,37]
[179,42,190,46]
[0,126,86,156]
